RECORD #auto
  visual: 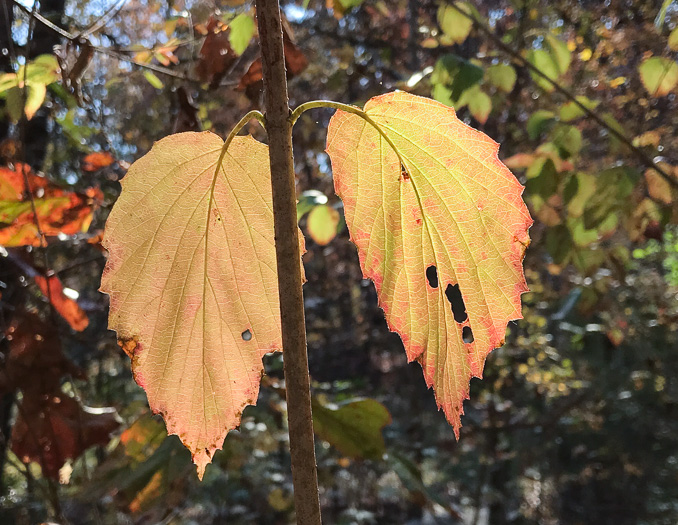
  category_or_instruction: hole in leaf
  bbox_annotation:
[462,326,474,343]
[445,284,468,323]
[241,329,252,341]
[426,266,439,289]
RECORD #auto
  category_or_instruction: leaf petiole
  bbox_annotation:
[290,100,408,173]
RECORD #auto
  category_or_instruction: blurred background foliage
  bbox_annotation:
[0,0,677,523]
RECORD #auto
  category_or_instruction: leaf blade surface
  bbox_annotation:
[326,92,531,434]
[101,132,296,478]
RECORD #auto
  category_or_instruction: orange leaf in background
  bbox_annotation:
[11,393,119,479]
[82,151,115,172]
[101,132,305,479]
[326,92,532,435]
[0,163,103,246]
[34,274,89,331]
[644,164,677,205]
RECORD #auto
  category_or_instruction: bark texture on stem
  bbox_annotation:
[254,1,322,524]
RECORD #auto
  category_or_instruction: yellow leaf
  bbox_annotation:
[307,203,340,245]
[326,92,532,435]
[101,132,304,479]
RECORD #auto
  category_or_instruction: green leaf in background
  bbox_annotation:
[551,124,583,158]
[544,35,571,75]
[527,49,560,92]
[437,2,473,45]
[17,54,60,85]
[468,86,492,124]
[582,167,638,229]
[296,189,328,220]
[6,82,47,121]
[229,13,256,56]
[431,54,483,103]
[527,110,556,140]
[669,27,678,51]
[143,71,164,89]
[639,57,678,97]
[486,63,517,92]
[311,398,391,460]
[307,203,340,246]
[546,224,573,265]
[558,96,600,122]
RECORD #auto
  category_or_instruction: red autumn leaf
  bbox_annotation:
[82,151,115,172]
[11,393,119,479]
[0,163,103,246]
[195,16,237,88]
[0,314,83,395]
[326,92,532,435]
[237,19,307,99]
[34,274,89,331]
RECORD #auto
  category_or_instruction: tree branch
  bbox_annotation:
[446,1,678,189]
[255,1,322,524]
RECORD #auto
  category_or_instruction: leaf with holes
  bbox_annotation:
[326,92,531,435]
[101,132,304,479]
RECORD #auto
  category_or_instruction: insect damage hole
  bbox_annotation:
[241,329,252,341]
[445,284,468,323]
[462,326,474,344]
[426,265,439,289]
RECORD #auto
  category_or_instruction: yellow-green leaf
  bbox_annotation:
[639,57,678,97]
[307,203,340,245]
[17,54,60,85]
[486,63,517,93]
[143,71,164,89]
[544,35,571,75]
[669,27,678,51]
[5,82,47,121]
[229,13,256,56]
[526,49,560,92]
[312,397,391,460]
[101,132,303,479]
[326,92,532,435]
[437,2,473,45]
[468,87,492,124]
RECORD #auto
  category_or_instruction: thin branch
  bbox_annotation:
[255,1,322,523]
[446,1,678,188]
[10,0,236,86]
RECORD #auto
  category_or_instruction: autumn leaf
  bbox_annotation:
[82,151,115,172]
[326,92,531,435]
[0,314,83,395]
[35,274,89,331]
[0,163,102,247]
[237,19,307,100]
[195,16,237,88]
[101,132,304,479]
[12,393,119,479]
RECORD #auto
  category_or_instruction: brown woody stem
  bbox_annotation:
[255,1,322,524]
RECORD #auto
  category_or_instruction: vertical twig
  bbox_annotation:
[254,1,322,524]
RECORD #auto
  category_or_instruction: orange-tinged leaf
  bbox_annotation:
[101,132,303,479]
[0,163,102,247]
[34,274,89,331]
[82,151,115,172]
[326,92,531,435]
